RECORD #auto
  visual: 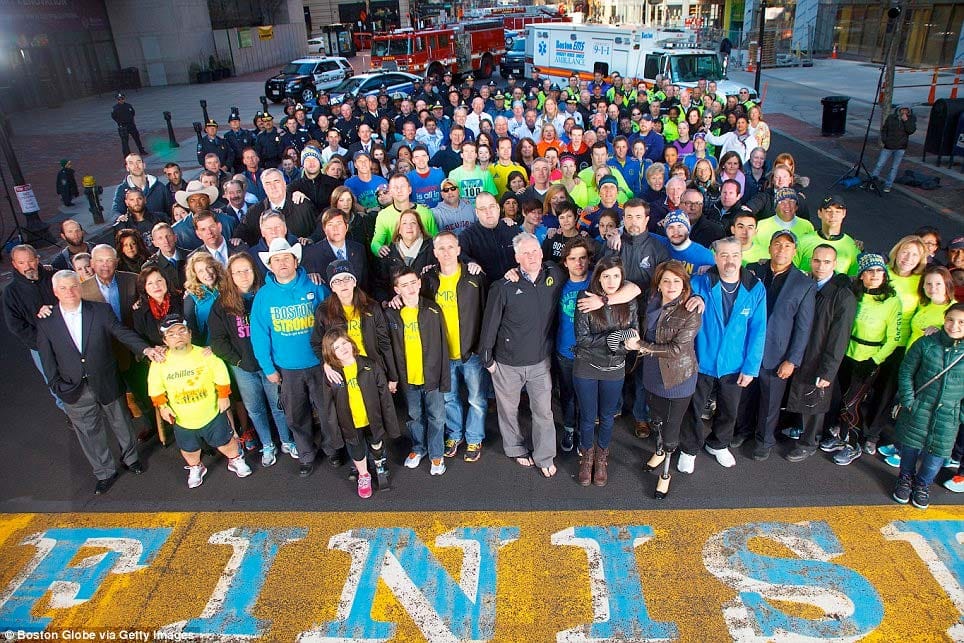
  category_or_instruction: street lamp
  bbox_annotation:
[754,0,767,96]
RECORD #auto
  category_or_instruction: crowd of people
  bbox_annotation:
[4,70,963,507]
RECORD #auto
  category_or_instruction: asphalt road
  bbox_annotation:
[0,132,960,515]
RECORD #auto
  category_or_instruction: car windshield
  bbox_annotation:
[282,63,315,75]
[331,76,364,94]
[510,38,526,52]
[372,38,411,57]
[669,54,722,82]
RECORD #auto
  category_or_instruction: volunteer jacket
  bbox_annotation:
[323,355,401,445]
[421,263,487,362]
[385,298,451,393]
[691,266,767,378]
[847,289,902,364]
[310,301,398,383]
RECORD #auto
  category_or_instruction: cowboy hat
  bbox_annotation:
[258,237,302,268]
[174,180,218,209]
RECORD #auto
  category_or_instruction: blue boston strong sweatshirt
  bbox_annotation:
[250,267,330,376]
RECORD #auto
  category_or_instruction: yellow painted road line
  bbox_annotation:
[0,507,962,641]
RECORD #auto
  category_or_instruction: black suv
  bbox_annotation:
[265,57,353,103]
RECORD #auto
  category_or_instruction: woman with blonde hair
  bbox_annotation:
[689,158,720,201]
[749,105,771,151]
[183,252,226,346]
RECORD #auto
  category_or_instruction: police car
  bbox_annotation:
[327,71,421,105]
[265,56,354,103]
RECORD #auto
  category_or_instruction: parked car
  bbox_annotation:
[265,56,354,103]
[327,70,421,105]
[307,37,328,55]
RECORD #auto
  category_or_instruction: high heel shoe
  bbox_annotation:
[655,474,671,499]
[644,450,666,471]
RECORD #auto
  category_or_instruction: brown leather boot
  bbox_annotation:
[578,446,595,486]
[634,420,651,439]
[593,447,610,486]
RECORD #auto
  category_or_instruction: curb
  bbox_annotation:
[771,126,964,225]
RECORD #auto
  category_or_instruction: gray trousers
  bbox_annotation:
[491,358,556,468]
[64,385,138,481]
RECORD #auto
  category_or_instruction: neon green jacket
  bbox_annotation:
[847,291,902,364]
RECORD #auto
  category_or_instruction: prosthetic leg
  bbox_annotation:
[644,421,672,499]
[371,442,390,491]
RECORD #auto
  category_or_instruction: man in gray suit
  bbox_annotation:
[38,270,165,494]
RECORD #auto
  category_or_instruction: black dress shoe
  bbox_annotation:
[299,462,314,477]
[125,461,144,475]
[752,444,771,461]
[327,452,345,468]
[730,434,749,448]
[785,446,816,463]
[94,474,118,495]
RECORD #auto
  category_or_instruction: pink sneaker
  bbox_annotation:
[357,472,373,499]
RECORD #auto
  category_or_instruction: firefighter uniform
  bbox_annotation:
[196,120,234,168]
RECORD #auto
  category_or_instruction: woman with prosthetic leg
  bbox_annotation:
[639,261,702,499]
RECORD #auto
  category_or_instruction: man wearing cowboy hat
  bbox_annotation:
[250,238,343,476]
[172,180,238,251]
[196,119,234,171]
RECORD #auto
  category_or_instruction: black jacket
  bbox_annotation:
[236,198,320,246]
[323,355,400,444]
[603,231,669,301]
[573,297,639,379]
[375,240,436,301]
[880,106,917,150]
[689,215,725,248]
[208,297,260,372]
[785,273,857,414]
[385,298,451,393]
[421,263,487,362]
[37,301,149,405]
[302,239,369,291]
[459,221,518,281]
[141,250,188,290]
[478,262,565,367]
[747,262,817,370]
[287,173,342,211]
[3,265,57,350]
[311,300,398,382]
[743,186,811,223]
[132,296,184,347]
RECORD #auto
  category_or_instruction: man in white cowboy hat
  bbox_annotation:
[250,238,344,477]
[171,180,238,251]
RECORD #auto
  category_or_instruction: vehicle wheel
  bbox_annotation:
[301,86,316,102]
[476,55,493,79]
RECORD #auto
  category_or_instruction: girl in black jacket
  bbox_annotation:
[320,328,400,498]
[573,256,641,487]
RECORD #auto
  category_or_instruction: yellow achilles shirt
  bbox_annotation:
[435,268,462,360]
[400,306,424,385]
[148,346,231,430]
[343,305,367,356]
[343,361,369,429]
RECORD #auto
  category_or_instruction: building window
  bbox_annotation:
[208,0,283,30]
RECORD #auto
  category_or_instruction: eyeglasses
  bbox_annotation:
[441,187,458,193]
[680,200,703,207]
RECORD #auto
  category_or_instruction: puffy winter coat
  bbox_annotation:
[880,105,917,151]
[894,330,964,457]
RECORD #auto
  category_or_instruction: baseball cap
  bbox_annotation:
[159,314,188,334]
[948,236,964,250]
[640,114,654,122]
[598,176,619,189]
[820,194,847,209]
[770,229,797,244]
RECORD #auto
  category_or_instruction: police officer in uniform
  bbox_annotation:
[196,119,234,170]
[280,116,311,152]
[224,111,256,174]
[254,112,284,169]
[111,92,147,158]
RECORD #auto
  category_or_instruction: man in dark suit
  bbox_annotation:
[735,230,816,460]
[142,222,188,288]
[186,211,250,267]
[37,270,165,494]
[303,209,369,291]
[81,244,150,421]
[234,168,319,246]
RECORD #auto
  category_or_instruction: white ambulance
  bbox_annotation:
[526,22,757,100]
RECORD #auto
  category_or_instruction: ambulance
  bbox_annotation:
[526,23,757,100]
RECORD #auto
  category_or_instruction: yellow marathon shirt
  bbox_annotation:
[343,305,367,356]
[148,346,231,430]
[343,361,369,429]
[435,268,461,360]
[400,306,424,385]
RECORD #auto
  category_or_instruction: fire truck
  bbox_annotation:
[469,5,571,30]
[370,20,505,79]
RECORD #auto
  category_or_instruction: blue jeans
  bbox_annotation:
[230,365,293,448]
[555,355,577,429]
[573,375,624,449]
[444,355,487,445]
[31,348,65,411]
[872,148,905,188]
[898,444,945,488]
[405,385,446,459]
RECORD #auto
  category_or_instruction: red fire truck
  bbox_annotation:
[475,5,571,30]
[370,20,505,79]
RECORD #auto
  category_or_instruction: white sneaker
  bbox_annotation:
[677,452,696,474]
[261,445,277,468]
[430,458,446,476]
[404,452,424,469]
[228,456,253,478]
[186,464,207,488]
[705,445,736,468]
[281,442,299,459]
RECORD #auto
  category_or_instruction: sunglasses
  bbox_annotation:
[441,186,458,193]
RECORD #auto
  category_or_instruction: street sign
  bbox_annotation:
[14,184,39,214]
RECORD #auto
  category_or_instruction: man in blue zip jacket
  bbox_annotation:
[250,238,340,477]
[678,236,767,473]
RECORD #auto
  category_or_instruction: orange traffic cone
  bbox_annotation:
[952,67,961,100]
[831,43,838,59]
[746,56,755,73]
[927,67,939,104]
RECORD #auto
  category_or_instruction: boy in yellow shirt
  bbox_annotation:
[148,314,252,488]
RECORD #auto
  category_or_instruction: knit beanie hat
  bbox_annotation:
[662,210,691,231]
[857,253,887,275]
[300,146,323,166]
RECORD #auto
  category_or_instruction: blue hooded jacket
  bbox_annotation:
[691,266,767,378]
[251,267,330,376]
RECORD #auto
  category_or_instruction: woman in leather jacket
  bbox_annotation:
[639,260,702,499]
[573,256,641,487]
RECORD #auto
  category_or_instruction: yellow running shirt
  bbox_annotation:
[400,306,424,385]
[343,361,369,429]
[148,346,231,430]
[343,305,367,356]
[435,268,462,360]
